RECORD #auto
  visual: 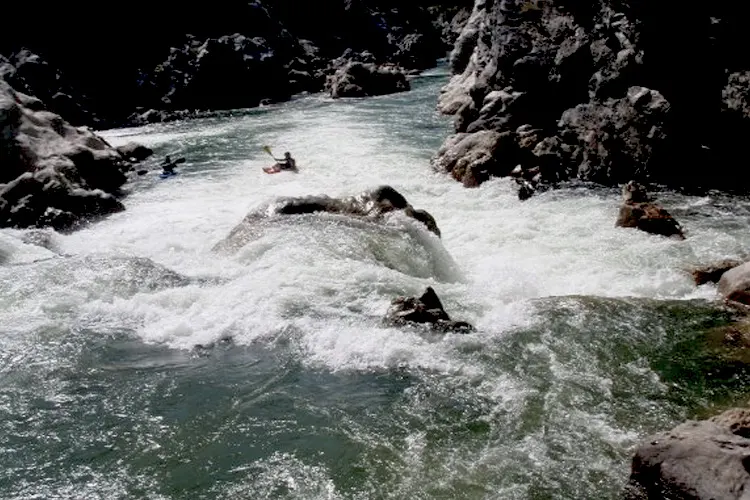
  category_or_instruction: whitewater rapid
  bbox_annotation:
[3,68,750,499]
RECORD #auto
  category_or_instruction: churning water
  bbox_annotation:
[3,68,750,499]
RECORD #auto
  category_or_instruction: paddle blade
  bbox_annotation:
[262,145,274,157]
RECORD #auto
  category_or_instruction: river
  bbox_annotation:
[2,67,750,499]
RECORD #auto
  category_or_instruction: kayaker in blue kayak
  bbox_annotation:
[161,155,179,175]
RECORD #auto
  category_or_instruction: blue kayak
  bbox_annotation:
[159,171,178,179]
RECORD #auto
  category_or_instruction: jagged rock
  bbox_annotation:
[433,130,520,187]
[718,262,750,307]
[0,78,125,230]
[558,87,670,185]
[436,0,750,193]
[116,142,154,163]
[385,287,474,333]
[626,407,750,500]
[214,185,440,253]
[326,61,410,98]
[615,181,684,239]
[692,259,745,286]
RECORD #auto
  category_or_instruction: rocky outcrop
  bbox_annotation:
[615,181,684,239]
[436,0,750,196]
[326,61,410,98]
[0,79,126,229]
[213,185,440,253]
[433,130,521,187]
[718,262,750,308]
[385,287,474,333]
[626,408,750,500]
[1,1,473,128]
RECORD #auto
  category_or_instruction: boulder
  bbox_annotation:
[615,182,684,239]
[326,62,410,98]
[718,262,750,307]
[692,259,745,286]
[432,130,520,187]
[116,142,154,163]
[0,78,125,230]
[385,287,474,333]
[626,408,750,500]
[214,185,440,253]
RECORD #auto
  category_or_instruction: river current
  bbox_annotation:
[2,68,750,499]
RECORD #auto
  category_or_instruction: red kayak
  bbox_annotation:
[263,163,298,174]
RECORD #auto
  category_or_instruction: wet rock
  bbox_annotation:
[626,407,750,500]
[718,262,750,307]
[0,78,125,230]
[432,130,520,187]
[615,181,684,239]
[116,142,153,163]
[385,287,474,333]
[326,61,410,98]
[214,185,440,253]
[692,259,745,286]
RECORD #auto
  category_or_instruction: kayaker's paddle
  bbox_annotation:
[262,145,276,160]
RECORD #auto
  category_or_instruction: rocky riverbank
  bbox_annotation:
[0,1,472,129]
[0,79,151,230]
[435,0,750,197]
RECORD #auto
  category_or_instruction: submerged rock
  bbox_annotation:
[385,287,474,333]
[0,78,126,230]
[615,181,684,239]
[326,61,410,98]
[214,185,440,253]
[626,407,750,500]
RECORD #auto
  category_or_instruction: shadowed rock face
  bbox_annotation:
[0,78,127,230]
[326,61,410,98]
[435,0,750,196]
[0,1,473,128]
[213,185,441,253]
[385,286,474,333]
[615,181,684,239]
[626,408,750,500]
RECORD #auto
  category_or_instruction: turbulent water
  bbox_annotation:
[3,68,750,499]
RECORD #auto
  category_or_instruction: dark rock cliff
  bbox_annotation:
[0,1,472,129]
[435,0,750,195]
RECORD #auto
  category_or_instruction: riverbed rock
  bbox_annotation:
[615,182,684,239]
[432,130,520,187]
[436,0,750,194]
[116,142,153,163]
[385,287,474,333]
[626,407,750,499]
[214,185,440,253]
[718,262,750,307]
[326,61,410,98]
[0,78,125,230]
[692,259,745,286]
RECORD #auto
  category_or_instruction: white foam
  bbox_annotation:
[5,76,744,376]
